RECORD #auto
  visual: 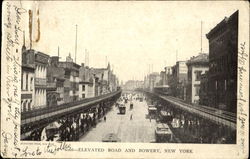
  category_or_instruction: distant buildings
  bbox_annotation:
[169,61,188,100]
[91,62,118,95]
[159,71,167,86]
[21,48,119,112]
[143,10,238,113]
[79,63,95,99]
[148,72,161,92]
[186,53,209,104]
[58,53,81,103]
[206,10,238,112]
[122,80,144,91]
[47,56,65,106]
[164,66,173,85]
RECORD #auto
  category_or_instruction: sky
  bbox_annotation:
[21,1,245,83]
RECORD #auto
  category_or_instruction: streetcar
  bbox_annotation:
[118,104,126,114]
[148,105,157,116]
[41,121,62,141]
[155,123,173,143]
[159,110,173,123]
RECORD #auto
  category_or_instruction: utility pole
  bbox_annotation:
[75,24,78,63]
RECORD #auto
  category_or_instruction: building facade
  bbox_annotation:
[169,61,188,99]
[123,80,144,91]
[159,71,167,86]
[47,56,65,106]
[21,49,35,112]
[199,72,209,106]
[164,66,173,85]
[148,72,161,91]
[58,54,80,103]
[34,50,50,109]
[206,11,238,112]
[79,64,97,99]
[186,53,209,104]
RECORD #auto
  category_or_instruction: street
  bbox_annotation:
[79,98,156,142]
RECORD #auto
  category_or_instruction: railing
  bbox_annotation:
[21,90,121,121]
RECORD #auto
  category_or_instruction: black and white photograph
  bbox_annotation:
[1,1,249,158]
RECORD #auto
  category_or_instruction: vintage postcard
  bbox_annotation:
[1,0,249,158]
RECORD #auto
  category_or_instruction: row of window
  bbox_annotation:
[194,71,208,81]
[209,55,232,74]
[21,100,32,112]
[194,79,228,98]
[214,80,228,91]
[21,73,34,91]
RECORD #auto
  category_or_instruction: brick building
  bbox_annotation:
[206,11,238,112]
[169,61,188,99]
[79,63,95,99]
[58,53,80,103]
[47,56,65,106]
[199,72,209,106]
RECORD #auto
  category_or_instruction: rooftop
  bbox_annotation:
[206,10,238,39]
[186,53,209,65]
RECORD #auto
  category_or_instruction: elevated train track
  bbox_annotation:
[21,90,121,138]
[144,90,236,130]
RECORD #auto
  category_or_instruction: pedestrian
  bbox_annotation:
[130,114,133,120]
[104,116,106,122]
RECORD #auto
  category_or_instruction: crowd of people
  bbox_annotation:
[146,98,235,144]
[57,106,109,141]
[24,101,115,141]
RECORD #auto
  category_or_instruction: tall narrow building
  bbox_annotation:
[206,11,238,112]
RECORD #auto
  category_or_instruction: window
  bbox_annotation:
[26,74,29,90]
[195,71,202,81]
[30,77,33,91]
[21,72,24,90]
[82,94,85,98]
[23,100,27,112]
[225,80,227,91]
[82,85,85,91]
[28,101,31,111]
[195,85,200,96]
[21,100,23,112]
